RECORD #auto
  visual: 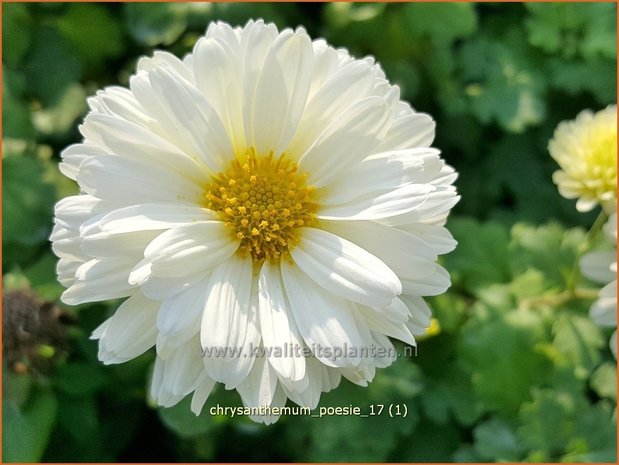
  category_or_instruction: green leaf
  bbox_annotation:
[2,3,31,67]
[525,3,583,57]
[304,359,422,461]
[24,251,65,301]
[518,388,577,460]
[158,395,216,439]
[3,68,35,140]
[548,57,617,103]
[54,362,108,397]
[553,313,604,376]
[452,444,484,462]
[509,222,585,289]
[2,156,56,249]
[519,389,617,462]
[208,2,295,30]
[24,27,81,106]
[404,3,477,44]
[2,385,58,462]
[125,3,189,47]
[56,4,124,70]
[421,367,484,427]
[427,292,467,333]
[55,395,100,447]
[444,218,512,292]
[458,304,552,415]
[32,83,87,137]
[526,3,616,60]
[473,417,524,461]
[398,418,461,462]
[458,28,547,132]
[324,2,387,30]
[590,362,618,401]
[563,401,617,462]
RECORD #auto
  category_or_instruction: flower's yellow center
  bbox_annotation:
[583,132,617,199]
[203,149,318,263]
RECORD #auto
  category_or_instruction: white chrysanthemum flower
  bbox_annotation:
[51,20,459,423]
[549,105,617,213]
[580,214,617,358]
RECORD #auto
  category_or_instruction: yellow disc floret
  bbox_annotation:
[203,149,318,263]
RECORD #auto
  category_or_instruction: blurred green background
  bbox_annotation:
[2,2,617,462]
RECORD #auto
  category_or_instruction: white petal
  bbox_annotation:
[401,264,451,296]
[298,96,392,187]
[576,197,597,212]
[141,272,209,301]
[356,305,416,346]
[150,357,182,408]
[191,376,217,415]
[248,29,313,155]
[84,203,215,236]
[320,149,441,206]
[62,258,137,305]
[88,86,153,127]
[80,112,207,182]
[51,224,85,260]
[290,227,401,307]
[59,143,108,180]
[237,355,278,408]
[284,357,325,409]
[239,21,279,143]
[258,261,307,388]
[375,111,435,151]
[400,295,432,325]
[56,257,84,287]
[200,255,259,388]
[373,295,413,324]
[137,50,194,83]
[280,259,367,367]
[321,365,342,393]
[369,331,397,368]
[376,187,460,225]
[339,364,375,387]
[306,39,340,99]
[610,331,617,359]
[81,230,160,258]
[77,155,203,205]
[249,383,287,425]
[433,163,458,187]
[318,183,435,221]
[321,220,438,281]
[92,292,159,364]
[127,259,152,286]
[156,338,206,405]
[54,194,108,230]
[193,35,246,151]
[149,66,234,168]
[287,60,375,158]
[400,295,432,335]
[603,214,616,241]
[139,222,239,279]
[590,281,617,327]
[157,276,209,351]
[205,20,241,43]
[580,250,616,284]
[395,223,457,255]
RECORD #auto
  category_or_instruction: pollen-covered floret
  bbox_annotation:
[203,149,318,262]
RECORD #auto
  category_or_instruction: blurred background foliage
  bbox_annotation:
[2,2,616,462]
